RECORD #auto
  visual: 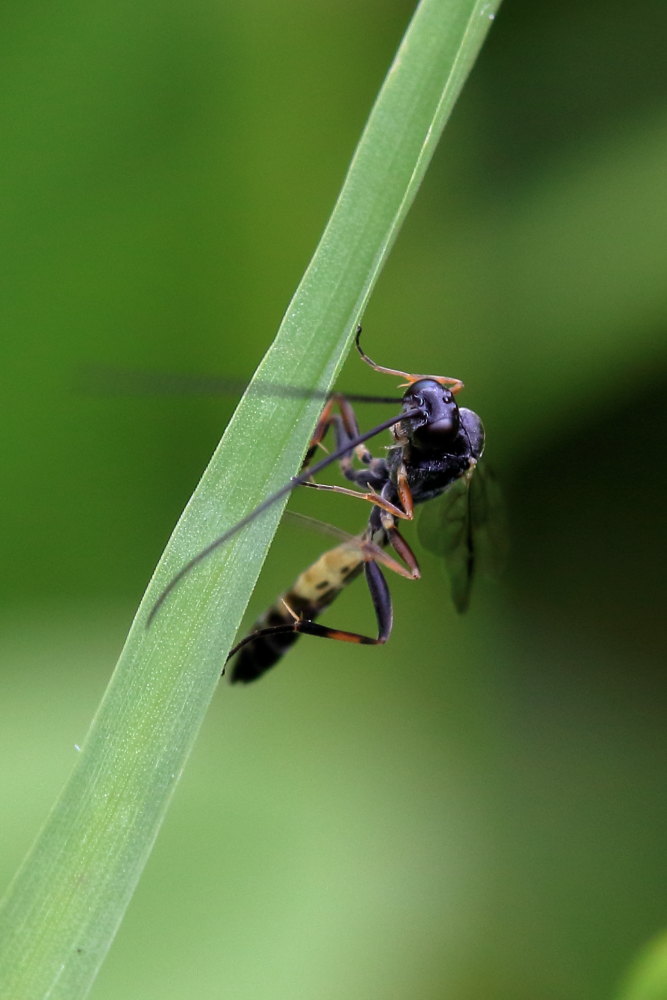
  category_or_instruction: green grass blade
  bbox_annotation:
[617,932,667,1000]
[0,1,500,996]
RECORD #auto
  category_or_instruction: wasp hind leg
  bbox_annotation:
[227,560,393,684]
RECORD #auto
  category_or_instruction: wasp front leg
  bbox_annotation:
[303,393,373,474]
[302,457,416,532]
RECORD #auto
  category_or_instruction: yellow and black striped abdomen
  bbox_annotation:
[230,540,365,683]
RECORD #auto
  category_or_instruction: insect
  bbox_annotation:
[149,329,503,683]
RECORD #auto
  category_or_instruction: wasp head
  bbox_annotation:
[401,379,460,449]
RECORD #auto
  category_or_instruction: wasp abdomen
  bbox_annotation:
[230,541,365,683]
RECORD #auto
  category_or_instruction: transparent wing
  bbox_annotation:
[417,461,507,612]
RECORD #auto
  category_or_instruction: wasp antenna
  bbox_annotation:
[146,407,421,627]
[355,328,463,392]
[78,361,400,405]
[354,329,417,381]
[355,325,385,373]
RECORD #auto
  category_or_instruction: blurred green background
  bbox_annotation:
[2,0,666,997]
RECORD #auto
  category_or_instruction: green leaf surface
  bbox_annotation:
[0,1,500,996]
[617,933,667,1000]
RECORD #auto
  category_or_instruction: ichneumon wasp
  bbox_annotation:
[148,328,504,683]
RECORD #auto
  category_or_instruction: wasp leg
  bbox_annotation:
[227,560,393,684]
[303,393,372,470]
[395,464,414,517]
[301,480,413,522]
[303,461,416,524]
[385,523,421,579]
